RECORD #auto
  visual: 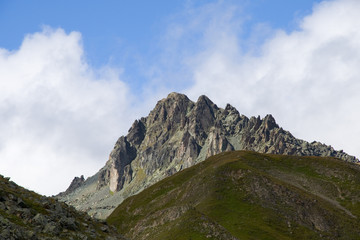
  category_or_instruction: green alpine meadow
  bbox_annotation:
[107,151,360,240]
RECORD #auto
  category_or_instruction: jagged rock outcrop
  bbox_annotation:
[58,175,85,196]
[57,92,358,219]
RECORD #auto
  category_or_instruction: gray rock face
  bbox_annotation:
[58,92,358,219]
[98,136,137,192]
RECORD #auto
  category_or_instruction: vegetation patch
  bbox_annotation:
[108,151,360,240]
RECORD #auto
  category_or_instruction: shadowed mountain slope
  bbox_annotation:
[108,151,360,240]
[0,174,125,240]
[58,92,358,219]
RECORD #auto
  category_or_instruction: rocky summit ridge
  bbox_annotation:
[57,92,358,219]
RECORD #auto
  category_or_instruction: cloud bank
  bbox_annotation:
[1,0,360,196]
[0,28,135,195]
[167,0,360,158]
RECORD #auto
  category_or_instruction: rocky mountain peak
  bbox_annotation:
[195,95,219,116]
[66,175,84,193]
[167,91,190,101]
[58,92,358,219]
[224,103,238,113]
[147,92,193,127]
[263,114,278,130]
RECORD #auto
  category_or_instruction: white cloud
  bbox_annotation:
[177,0,360,157]
[2,0,360,196]
[0,28,135,195]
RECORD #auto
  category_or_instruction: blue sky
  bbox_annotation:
[1,0,360,196]
[0,0,320,91]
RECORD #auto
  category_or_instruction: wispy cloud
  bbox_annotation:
[158,0,360,157]
[0,28,135,195]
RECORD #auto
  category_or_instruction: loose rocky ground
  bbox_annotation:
[0,174,126,240]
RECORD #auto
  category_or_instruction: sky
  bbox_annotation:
[1,0,359,196]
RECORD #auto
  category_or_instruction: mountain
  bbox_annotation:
[107,151,360,240]
[57,92,358,219]
[0,174,125,240]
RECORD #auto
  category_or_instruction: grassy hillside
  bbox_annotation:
[107,151,360,240]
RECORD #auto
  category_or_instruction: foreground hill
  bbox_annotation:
[58,93,358,219]
[0,174,125,240]
[108,151,360,240]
